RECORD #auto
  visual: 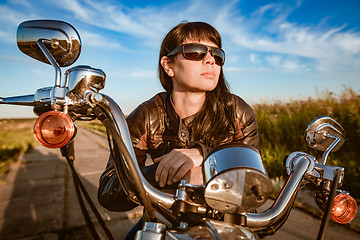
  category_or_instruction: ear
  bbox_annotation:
[160,56,174,77]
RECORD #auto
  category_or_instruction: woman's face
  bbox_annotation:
[169,39,221,93]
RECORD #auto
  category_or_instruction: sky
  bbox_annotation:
[0,0,359,118]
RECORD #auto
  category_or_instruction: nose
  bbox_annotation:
[203,50,215,65]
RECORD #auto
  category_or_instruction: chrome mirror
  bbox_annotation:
[304,116,345,164]
[17,20,81,67]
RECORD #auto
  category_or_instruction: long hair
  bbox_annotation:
[158,21,236,147]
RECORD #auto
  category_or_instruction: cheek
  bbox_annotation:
[214,67,221,81]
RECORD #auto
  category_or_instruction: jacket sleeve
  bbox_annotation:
[233,95,260,151]
[98,102,150,212]
[98,154,138,212]
[98,155,169,211]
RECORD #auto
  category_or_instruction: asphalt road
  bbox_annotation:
[0,127,358,239]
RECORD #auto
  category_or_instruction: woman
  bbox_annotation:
[98,21,259,238]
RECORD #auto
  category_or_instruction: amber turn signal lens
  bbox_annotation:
[331,193,358,224]
[34,111,75,148]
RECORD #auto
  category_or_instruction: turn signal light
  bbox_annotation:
[331,193,357,224]
[34,111,76,148]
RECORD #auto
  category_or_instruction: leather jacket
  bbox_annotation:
[98,92,259,212]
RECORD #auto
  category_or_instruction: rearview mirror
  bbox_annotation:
[304,116,345,152]
[17,20,81,67]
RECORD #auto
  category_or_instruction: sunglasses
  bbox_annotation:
[167,43,225,66]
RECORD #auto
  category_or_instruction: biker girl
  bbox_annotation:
[98,21,260,239]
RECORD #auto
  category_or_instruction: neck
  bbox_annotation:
[171,91,205,119]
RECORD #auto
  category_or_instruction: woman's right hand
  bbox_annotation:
[154,148,203,187]
[182,166,203,185]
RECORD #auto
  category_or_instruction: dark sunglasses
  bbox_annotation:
[167,43,225,66]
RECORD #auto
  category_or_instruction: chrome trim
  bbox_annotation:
[34,87,52,102]
[285,152,316,176]
[143,222,167,234]
[0,86,68,106]
[304,116,345,153]
[310,164,344,186]
[321,134,340,165]
[168,219,258,239]
[17,20,81,67]
[37,39,61,87]
[202,220,221,240]
[65,65,105,98]
[0,94,35,106]
[247,156,311,228]
[203,145,267,181]
[95,94,175,208]
[203,144,272,213]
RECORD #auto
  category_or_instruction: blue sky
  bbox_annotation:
[0,0,359,118]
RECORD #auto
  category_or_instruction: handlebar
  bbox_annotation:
[2,90,344,232]
[247,156,311,228]
[0,94,35,106]
[92,94,175,213]
[92,92,320,230]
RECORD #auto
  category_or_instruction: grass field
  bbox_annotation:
[0,118,37,173]
[1,88,359,197]
[254,88,360,197]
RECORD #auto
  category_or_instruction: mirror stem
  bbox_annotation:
[37,39,62,87]
[321,135,340,165]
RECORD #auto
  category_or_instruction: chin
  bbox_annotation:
[202,83,218,92]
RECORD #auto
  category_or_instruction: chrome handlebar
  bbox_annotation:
[0,94,36,106]
[93,93,176,209]
[90,93,328,229]
[247,155,311,227]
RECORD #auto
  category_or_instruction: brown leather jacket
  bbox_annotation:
[98,92,259,211]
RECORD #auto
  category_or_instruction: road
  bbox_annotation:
[0,127,358,239]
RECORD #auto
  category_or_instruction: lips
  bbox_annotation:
[201,71,216,78]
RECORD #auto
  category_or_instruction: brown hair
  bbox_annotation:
[158,21,235,146]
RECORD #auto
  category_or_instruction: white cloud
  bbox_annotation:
[0,3,38,26]
[32,69,48,76]
[51,0,170,44]
[105,69,156,80]
[130,69,157,79]
[2,0,360,73]
[79,30,122,49]
[0,30,14,43]
[0,3,39,44]
[48,0,244,46]
[266,55,282,67]
[225,66,269,72]
[216,2,360,72]
[282,60,307,72]
[265,54,310,72]
[249,53,259,64]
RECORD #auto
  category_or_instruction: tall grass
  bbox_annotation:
[0,119,37,173]
[255,88,360,197]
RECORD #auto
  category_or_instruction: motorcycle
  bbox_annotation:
[0,20,357,240]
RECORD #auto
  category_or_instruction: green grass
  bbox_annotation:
[0,119,38,173]
[255,87,360,197]
[76,119,107,134]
